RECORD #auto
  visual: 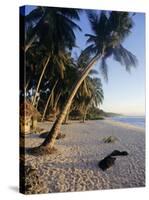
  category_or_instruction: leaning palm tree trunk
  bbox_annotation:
[25,78,31,92]
[25,35,38,52]
[51,91,62,121]
[63,107,70,124]
[53,91,62,112]
[36,54,101,153]
[32,54,51,106]
[41,80,58,121]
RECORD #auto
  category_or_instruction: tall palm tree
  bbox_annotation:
[40,53,78,121]
[33,11,137,154]
[25,7,82,52]
[25,7,82,106]
[31,50,66,106]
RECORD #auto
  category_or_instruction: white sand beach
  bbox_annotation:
[24,119,145,193]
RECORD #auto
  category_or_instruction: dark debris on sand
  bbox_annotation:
[98,150,129,171]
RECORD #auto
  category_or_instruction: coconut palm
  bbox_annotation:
[25,7,81,106]
[72,50,103,123]
[81,77,104,122]
[72,76,103,123]
[32,11,137,154]
[40,52,77,120]
[25,7,82,52]
[31,50,66,106]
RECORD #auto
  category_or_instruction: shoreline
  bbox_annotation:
[104,118,145,132]
[38,117,145,131]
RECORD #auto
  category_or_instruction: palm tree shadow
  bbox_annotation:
[39,131,66,140]
[20,145,58,157]
[20,132,49,156]
[39,132,49,138]
[20,146,42,156]
[20,131,65,157]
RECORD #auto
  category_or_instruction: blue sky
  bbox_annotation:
[24,6,145,116]
[101,13,145,116]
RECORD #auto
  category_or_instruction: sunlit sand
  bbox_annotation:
[23,119,145,193]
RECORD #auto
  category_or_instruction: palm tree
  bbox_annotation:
[81,77,104,122]
[72,77,103,123]
[41,80,58,121]
[32,11,137,154]
[71,51,103,123]
[26,7,82,106]
[31,50,67,106]
[40,53,78,121]
[25,7,82,52]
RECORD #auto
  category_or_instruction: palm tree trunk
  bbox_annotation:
[25,78,31,92]
[53,91,61,111]
[63,107,70,124]
[41,80,58,121]
[37,54,101,153]
[24,78,31,98]
[35,93,40,109]
[82,99,92,122]
[25,35,37,53]
[82,109,87,123]
[51,92,61,121]
[32,54,51,106]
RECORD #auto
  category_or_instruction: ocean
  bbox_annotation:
[111,116,145,128]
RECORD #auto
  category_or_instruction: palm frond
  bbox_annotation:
[89,69,99,75]
[113,45,138,71]
[81,44,97,58]
[59,8,82,20]
[100,58,108,81]
[85,34,97,44]
[26,7,44,23]
[58,13,82,31]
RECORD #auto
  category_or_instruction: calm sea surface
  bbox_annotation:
[111,116,145,128]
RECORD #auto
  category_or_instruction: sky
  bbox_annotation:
[102,13,145,116]
[24,6,145,116]
[72,11,145,116]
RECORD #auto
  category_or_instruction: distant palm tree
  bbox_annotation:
[82,77,104,122]
[73,77,104,123]
[72,54,103,123]
[33,11,138,154]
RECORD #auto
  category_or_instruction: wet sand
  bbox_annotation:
[24,119,145,193]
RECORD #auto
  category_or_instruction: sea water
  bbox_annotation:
[111,116,145,128]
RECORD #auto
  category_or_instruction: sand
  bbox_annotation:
[23,119,145,193]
